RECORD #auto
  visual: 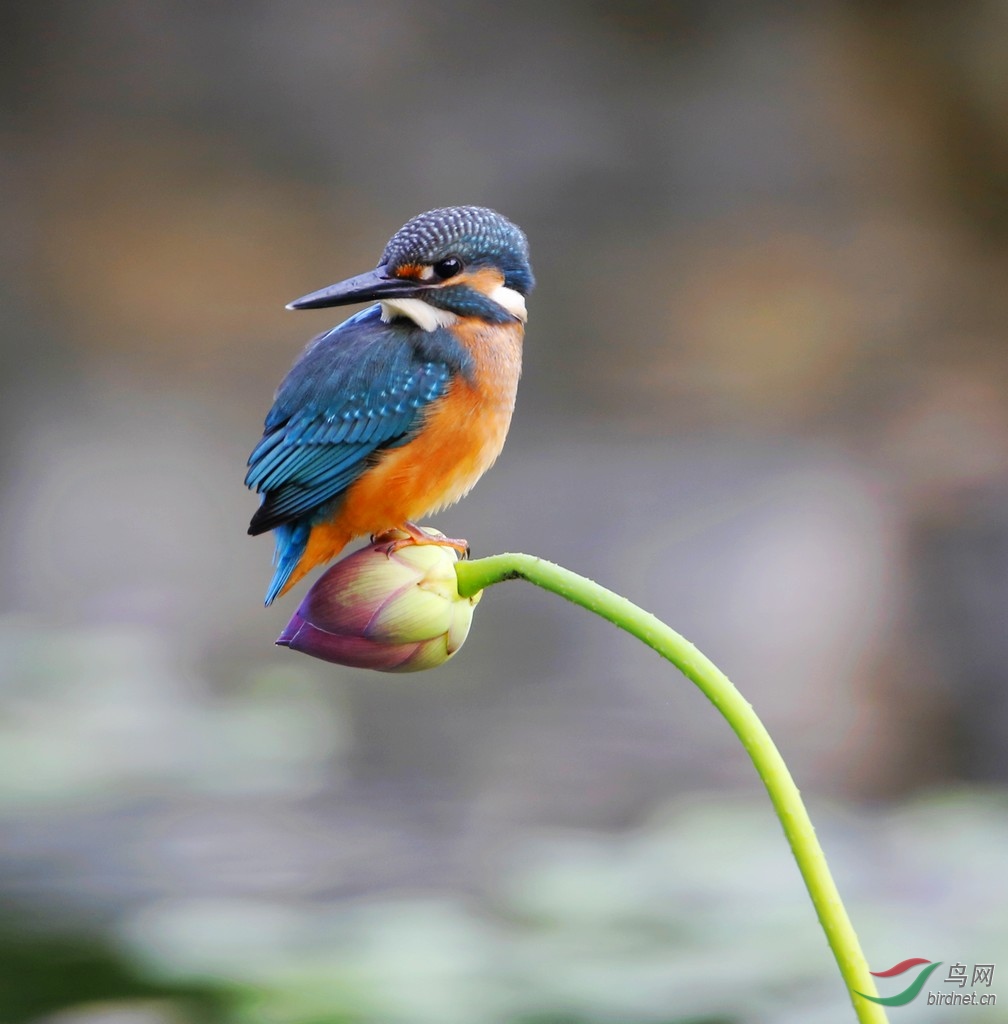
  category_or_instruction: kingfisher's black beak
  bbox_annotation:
[286,265,424,310]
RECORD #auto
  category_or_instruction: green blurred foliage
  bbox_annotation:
[4,790,1007,1023]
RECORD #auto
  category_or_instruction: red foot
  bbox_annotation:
[372,522,470,559]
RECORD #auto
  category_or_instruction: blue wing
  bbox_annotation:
[246,305,471,537]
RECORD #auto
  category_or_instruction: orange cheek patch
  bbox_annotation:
[458,267,505,294]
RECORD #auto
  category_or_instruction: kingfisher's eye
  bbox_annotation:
[432,256,463,280]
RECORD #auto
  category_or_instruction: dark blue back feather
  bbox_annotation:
[246,304,470,538]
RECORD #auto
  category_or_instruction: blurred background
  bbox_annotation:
[2,2,1007,1021]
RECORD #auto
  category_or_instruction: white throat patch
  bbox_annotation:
[380,298,459,332]
[489,284,528,322]
[380,285,527,332]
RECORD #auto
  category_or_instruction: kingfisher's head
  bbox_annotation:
[288,206,534,331]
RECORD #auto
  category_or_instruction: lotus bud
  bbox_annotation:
[276,529,481,672]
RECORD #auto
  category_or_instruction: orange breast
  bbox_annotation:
[332,317,524,539]
[276,317,525,600]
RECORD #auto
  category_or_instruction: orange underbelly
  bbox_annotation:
[335,318,522,539]
[335,376,513,537]
[278,318,524,599]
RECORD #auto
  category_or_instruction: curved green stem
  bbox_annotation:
[455,552,886,1024]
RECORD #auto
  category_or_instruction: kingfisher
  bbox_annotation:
[246,206,534,605]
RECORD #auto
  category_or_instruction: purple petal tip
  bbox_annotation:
[275,611,304,648]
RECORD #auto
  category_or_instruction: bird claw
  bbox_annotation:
[372,524,470,560]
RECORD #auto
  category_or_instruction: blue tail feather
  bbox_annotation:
[265,520,311,606]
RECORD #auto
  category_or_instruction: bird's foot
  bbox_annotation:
[372,523,470,560]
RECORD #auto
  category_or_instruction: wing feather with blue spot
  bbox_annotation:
[246,305,470,536]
